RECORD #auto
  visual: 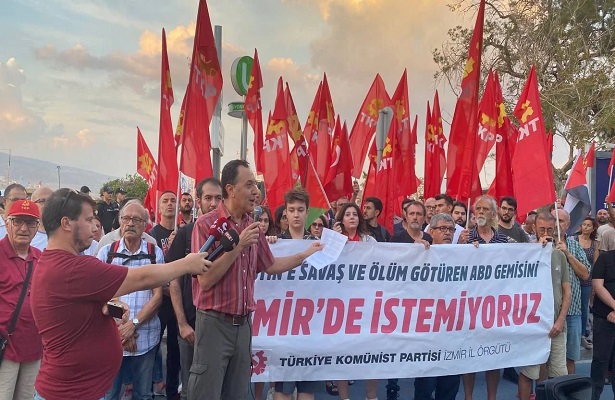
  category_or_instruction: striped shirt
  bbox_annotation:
[469,227,509,244]
[97,239,164,356]
[565,237,591,316]
[191,202,275,316]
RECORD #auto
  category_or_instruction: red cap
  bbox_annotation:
[8,200,40,219]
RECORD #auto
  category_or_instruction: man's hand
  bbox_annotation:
[168,230,177,248]
[122,335,137,353]
[555,240,568,254]
[118,320,137,341]
[472,241,480,248]
[238,222,260,251]
[332,222,343,234]
[608,311,615,324]
[183,252,212,276]
[179,322,195,346]
[102,300,130,324]
[352,180,359,195]
[458,229,469,244]
[302,242,324,258]
[266,236,278,244]
[420,239,430,250]
[549,319,565,338]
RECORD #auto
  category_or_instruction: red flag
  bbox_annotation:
[424,93,447,199]
[174,93,187,148]
[546,130,554,159]
[445,0,485,202]
[179,0,222,182]
[584,142,595,169]
[392,69,419,198]
[608,147,615,177]
[285,83,308,183]
[487,72,517,201]
[511,65,555,216]
[474,70,499,173]
[137,127,158,216]
[260,78,294,211]
[324,118,354,201]
[349,74,390,177]
[306,75,336,183]
[246,49,264,174]
[156,28,179,194]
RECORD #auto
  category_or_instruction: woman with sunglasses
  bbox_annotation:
[309,215,327,239]
[274,205,289,236]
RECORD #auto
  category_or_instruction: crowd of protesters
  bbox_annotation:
[1,159,615,400]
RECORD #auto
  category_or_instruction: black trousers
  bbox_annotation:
[590,316,615,400]
[158,297,181,399]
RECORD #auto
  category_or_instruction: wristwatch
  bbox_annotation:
[132,318,140,329]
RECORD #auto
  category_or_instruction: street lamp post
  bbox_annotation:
[57,166,61,189]
[0,148,11,183]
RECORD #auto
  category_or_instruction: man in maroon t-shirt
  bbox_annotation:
[30,188,211,400]
[0,200,42,400]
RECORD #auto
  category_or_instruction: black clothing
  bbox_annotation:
[97,200,119,234]
[390,230,433,244]
[165,222,196,328]
[367,223,391,243]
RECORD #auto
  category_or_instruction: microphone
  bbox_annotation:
[206,229,240,262]
[254,205,263,222]
[198,217,229,253]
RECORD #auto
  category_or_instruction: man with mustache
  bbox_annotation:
[463,195,509,400]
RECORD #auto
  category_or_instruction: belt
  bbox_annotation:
[201,309,249,326]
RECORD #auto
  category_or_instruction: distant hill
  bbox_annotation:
[0,152,118,193]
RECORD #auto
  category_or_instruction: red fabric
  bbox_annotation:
[445,0,485,202]
[156,28,179,194]
[608,147,615,177]
[546,130,554,159]
[259,78,294,212]
[511,65,556,216]
[487,72,517,201]
[137,127,158,217]
[191,203,275,315]
[174,93,187,148]
[304,156,330,210]
[0,238,42,363]
[392,69,419,198]
[32,250,128,400]
[566,150,588,190]
[324,117,354,201]
[348,74,390,177]
[179,0,222,182]
[285,83,308,184]
[584,142,595,169]
[246,49,264,175]
[424,93,447,199]
[305,75,335,183]
[474,70,498,175]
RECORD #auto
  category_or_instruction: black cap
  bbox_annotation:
[80,185,91,193]
[115,188,127,195]
[102,186,113,193]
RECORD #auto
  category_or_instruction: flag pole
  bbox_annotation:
[554,200,562,241]
[466,198,472,230]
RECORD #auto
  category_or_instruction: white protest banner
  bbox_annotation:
[250,241,554,381]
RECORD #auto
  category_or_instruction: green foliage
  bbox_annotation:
[100,174,149,200]
[434,0,615,187]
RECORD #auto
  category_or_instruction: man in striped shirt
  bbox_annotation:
[188,160,323,400]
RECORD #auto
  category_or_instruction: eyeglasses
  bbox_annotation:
[120,216,146,225]
[536,227,554,235]
[6,197,26,203]
[500,206,515,213]
[34,198,46,204]
[281,215,288,220]
[8,218,39,229]
[425,205,436,210]
[311,222,324,228]
[60,189,79,213]
[433,226,455,233]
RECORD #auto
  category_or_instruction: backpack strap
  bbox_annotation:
[106,240,121,264]
[146,242,157,264]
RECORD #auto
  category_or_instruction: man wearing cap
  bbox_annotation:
[115,188,127,205]
[0,183,28,240]
[80,186,91,196]
[98,186,119,234]
[0,200,43,400]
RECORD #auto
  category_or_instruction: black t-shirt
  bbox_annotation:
[592,250,615,319]
[165,223,196,327]
[148,224,175,255]
[97,201,119,234]
[367,223,391,243]
[390,230,433,244]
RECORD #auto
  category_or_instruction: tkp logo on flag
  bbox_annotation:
[251,350,268,376]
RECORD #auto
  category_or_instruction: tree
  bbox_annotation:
[433,0,615,189]
[100,174,148,201]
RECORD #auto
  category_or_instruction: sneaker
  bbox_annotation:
[386,388,399,400]
[120,388,133,400]
[581,337,593,350]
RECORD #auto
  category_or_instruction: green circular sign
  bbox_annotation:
[231,56,254,96]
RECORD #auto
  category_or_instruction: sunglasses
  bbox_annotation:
[60,189,80,213]
[311,222,324,228]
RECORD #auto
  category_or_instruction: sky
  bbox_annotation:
[0,0,569,188]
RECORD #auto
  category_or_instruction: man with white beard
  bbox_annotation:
[463,195,509,400]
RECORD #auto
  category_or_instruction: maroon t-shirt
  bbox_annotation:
[31,249,128,400]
